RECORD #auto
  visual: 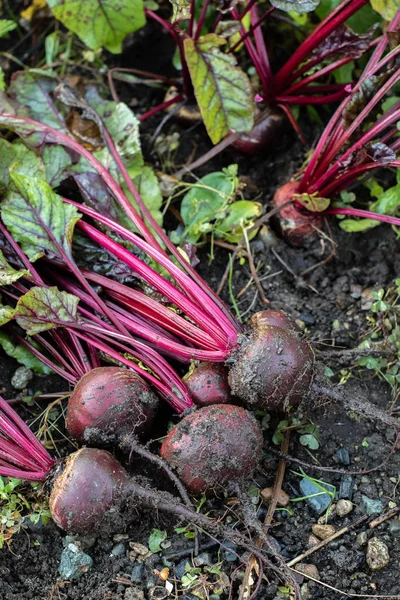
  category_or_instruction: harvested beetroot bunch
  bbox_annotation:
[160,404,263,494]
[0,64,398,427]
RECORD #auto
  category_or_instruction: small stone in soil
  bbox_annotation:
[11,366,33,390]
[362,495,383,515]
[222,541,237,562]
[336,448,350,466]
[389,519,400,538]
[261,487,289,507]
[111,542,126,557]
[125,588,145,600]
[312,524,336,540]
[308,535,320,547]
[356,531,368,546]
[339,475,354,500]
[366,538,390,570]
[295,563,320,579]
[299,478,335,515]
[59,543,93,580]
[193,552,211,567]
[175,559,190,580]
[336,499,353,517]
[131,563,144,584]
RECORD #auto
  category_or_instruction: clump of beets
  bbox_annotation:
[183,363,230,407]
[160,404,263,494]
[66,367,159,445]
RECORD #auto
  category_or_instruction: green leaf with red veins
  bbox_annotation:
[0,139,45,193]
[0,114,59,150]
[8,70,67,131]
[0,305,16,326]
[47,0,145,53]
[0,249,29,285]
[1,173,81,262]
[269,0,320,13]
[184,34,254,145]
[15,287,80,336]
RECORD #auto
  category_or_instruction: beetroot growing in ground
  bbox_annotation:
[66,367,159,445]
[160,404,263,494]
[271,182,323,246]
[183,363,230,407]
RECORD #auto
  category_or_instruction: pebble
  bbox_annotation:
[11,366,33,390]
[312,524,336,540]
[193,552,211,567]
[59,543,93,580]
[261,487,290,507]
[175,559,190,580]
[388,519,400,538]
[131,563,144,584]
[295,563,320,579]
[339,475,354,500]
[336,499,353,517]
[223,541,237,562]
[366,538,390,571]
[299,478,335,515]
[356,532,368,546]
[111,543,126,557]
[336,448,350,466]
[125,588,145,600]
[362,495,383,515]
[308,535,320,547]
[300,583,311,599]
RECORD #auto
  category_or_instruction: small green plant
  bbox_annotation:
[0,477,51,548]
[358,279,400,402]
[148,528,167,552]
[291,469,336,512]
[170,165,262,250]
[272,416,320,450]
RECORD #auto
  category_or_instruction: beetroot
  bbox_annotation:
[160,404,263,494]
[250,310,301,333]
[66,367,159,445]
[183,363,230,407]
[49,448,129,533]
[229,317,314,411]
[271,181,323,247]
[231,107,285,155]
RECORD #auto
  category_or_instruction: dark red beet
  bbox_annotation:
[183,363,230,407]
[231,106,285,155]
[229,318,314,411]
[160,404,263,494]
[66,367,159,445]
[272,181,323,247]
[49,448,129,533]
[250,310,301,333]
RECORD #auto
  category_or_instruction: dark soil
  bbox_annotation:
[1,14,399,600]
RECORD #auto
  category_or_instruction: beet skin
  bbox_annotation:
[229,317,314,411]
[160,404,263,494]
[49,448,129,533]
[66,367,159,444]
[184,363,230,407]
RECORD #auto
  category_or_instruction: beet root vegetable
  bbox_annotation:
[183,363,230,407]
[272,181,323,246]
[66,367,159,445]
[229,318,314,411]
[231,107,286,155]
[160,404,263,494]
